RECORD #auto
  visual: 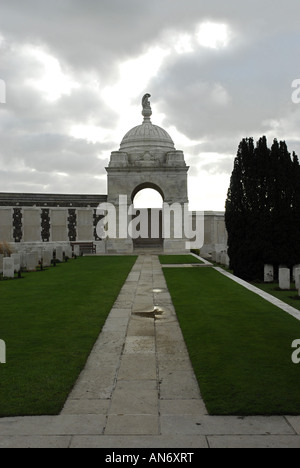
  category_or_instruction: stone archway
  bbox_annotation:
[131,184,164,249]
[105,95,189,254]
[131,182,165,203]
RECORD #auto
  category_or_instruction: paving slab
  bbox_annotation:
[105,415,159,436]
[159,370,201,400]
[123,336,156,355]
[117,354,157,380]
[109,380,158,415]
[0,436,72,449]
[160,399,208,416]
[285,416,300,434]
[207,435,300,449]
[160,415,294,436]
[70,435,208,449]
[62,399,110,415]
[0,415,106,436]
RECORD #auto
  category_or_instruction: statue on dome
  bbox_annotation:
[142,93,152,121]
[142,93,151,109]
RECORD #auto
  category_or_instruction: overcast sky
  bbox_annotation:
[0,0,300,211]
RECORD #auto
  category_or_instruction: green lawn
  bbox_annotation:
[159,255,204,264]
[0,256,136,417]
[163,267,300,415]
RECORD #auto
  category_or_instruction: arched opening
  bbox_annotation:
[133,188,163,209]
[131,186,164,250]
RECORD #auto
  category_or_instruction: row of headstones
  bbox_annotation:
[264,264,300,292]
[0,244,75,279]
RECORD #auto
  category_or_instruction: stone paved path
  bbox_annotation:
[1,255,300,448]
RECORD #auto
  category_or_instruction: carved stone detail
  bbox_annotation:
[68,209,77,241]
[13,208,22,243]
[41,209,50,242]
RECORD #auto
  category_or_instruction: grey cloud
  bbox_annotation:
[0,0,300,205]
[1,0,299,75]
[151,27,299,143]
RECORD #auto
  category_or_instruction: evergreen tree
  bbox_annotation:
[225,136,300,281]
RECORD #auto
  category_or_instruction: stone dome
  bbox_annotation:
[120,121,175,153]
[119,93,175,154]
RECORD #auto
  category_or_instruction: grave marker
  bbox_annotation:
[55,246,63,262]
[11,253,21,272]
[42,250,52,267]
[279,267,290,290]
[3,258,15,278]
[26,252,38,272]
[264,264,274,283]
[295,268,300,291]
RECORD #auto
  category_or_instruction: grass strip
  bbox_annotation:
[159,255,203,264]
[163,267,300,415]
[0,256,136,417]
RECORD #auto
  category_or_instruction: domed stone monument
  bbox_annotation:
[106,94,190,253]
[0,94,228,259]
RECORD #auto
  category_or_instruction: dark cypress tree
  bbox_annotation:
[225,136,300,281]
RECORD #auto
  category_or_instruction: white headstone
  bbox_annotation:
[32,251,39,267]
[279,267,290,290]
[11,253,21,272]
[3,258,15,278]
[0,254,3,274]
[293,264,300,281]
[36,247,43,262]
[64,245,73,259]
[55,246,63,262]
[73,245,80,256]
[42,250,52,267]
[20,252,27,269]
[264,264,274,283]
[26,252,38,272]
[295,268,300,290]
